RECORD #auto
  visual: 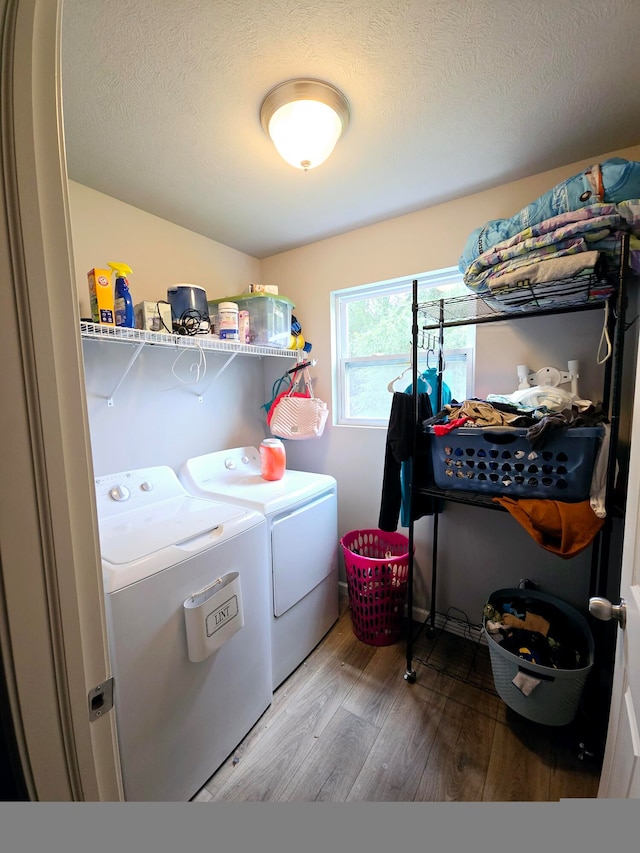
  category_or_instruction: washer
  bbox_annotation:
[94,465,272,802]
[179,446,339,690]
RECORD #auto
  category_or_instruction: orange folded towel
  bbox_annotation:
[502,613,526,629]
[524,611,550,636]
[492,497,605,558]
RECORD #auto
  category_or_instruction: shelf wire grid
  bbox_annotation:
[417,280,613,329]
[80,320,300,359]
[409,607,497,696]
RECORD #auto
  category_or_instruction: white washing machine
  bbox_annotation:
[179,446,339,690]
[94,464,272,802]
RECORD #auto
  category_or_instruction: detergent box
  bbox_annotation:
[88,268,115,326]
[134,300,173,334]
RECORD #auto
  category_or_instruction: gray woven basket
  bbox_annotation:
[484,588,594,727]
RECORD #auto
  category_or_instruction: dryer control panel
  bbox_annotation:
[95,465,187,519]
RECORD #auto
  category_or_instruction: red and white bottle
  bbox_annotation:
[260,438,286,481]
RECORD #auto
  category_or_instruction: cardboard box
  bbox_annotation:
[134,300,173,333]
[88,268,115,326]
[246,283,279,295]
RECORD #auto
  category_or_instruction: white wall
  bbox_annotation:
[261,143,640,618]
[68,182,290,477]
[69,181,262,319]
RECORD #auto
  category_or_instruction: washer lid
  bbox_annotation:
[179,446,336,515]
[94,464,262,592]
[99,498,261,593]
[98,495,248,566]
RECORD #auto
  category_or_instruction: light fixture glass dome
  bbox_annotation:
[260,79,350,170]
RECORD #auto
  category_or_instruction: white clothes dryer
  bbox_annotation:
[179,446,339,690]
[94,464,272,802]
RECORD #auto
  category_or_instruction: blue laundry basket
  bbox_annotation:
[428,426,603,501]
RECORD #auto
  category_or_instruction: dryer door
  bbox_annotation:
[271,490,338,617]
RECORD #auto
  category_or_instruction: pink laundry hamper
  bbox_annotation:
[340,529,410,646]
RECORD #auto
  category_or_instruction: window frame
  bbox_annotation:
[331,267,475,427]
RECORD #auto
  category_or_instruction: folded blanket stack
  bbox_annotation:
[459,158,640,312]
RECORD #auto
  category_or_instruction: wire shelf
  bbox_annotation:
[79,320,301,360]
[417,281,613,329]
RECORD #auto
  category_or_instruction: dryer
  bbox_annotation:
[94,464,272,802]
[179,446,339,690]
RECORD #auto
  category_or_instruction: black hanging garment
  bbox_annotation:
[378,391,437,532]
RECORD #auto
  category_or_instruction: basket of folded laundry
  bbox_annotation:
[483,587,594,726]
[426,424,604,501]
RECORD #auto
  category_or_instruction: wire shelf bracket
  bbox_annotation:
[80,320,303,405]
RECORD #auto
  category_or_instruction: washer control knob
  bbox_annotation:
[224,459,236,470]
[241,455,249,464]
[140,481,153,492]
[109,485,130,502]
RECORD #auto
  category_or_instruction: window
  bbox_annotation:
[332,268,475,426]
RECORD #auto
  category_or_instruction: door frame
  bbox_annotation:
[0,0,121,800]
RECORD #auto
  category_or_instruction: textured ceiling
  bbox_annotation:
[60,0,640,259]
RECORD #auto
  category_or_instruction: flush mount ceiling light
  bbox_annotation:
[260,79,350,171]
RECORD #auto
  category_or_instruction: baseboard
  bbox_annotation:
[420,609,488,646]
[338,581,487,646]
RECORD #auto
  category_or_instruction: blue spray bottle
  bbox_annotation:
[109,262,135,328]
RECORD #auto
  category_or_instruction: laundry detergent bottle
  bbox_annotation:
[109,262,135,328]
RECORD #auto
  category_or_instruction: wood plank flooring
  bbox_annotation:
[193,593,601,802]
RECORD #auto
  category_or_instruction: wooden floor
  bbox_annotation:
[192,594,601,802]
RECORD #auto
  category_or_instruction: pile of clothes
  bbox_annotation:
[459,158,640,312]
[423,397,608,451]
[423,397,609,556]
[484,593,590,695]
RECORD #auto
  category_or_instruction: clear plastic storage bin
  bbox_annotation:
[209,293,294,348]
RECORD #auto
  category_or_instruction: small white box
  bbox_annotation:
[134,300,172,333]
[246,283,279,295]
[238,309,250,344]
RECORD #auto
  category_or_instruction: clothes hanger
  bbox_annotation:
[387,344,415,392]
[426,346,446,374]
[387,365,412,392]
[387,362,434,395]
[387,333,446,393]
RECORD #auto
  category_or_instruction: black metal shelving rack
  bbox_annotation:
[404,234,632,684]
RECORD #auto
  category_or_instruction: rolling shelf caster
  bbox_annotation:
[577,741,596,762]
[404,669,416,683]
[577,730,604,764]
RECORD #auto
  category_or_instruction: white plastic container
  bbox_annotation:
[217,301,239,340]
[183,572,244,663]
